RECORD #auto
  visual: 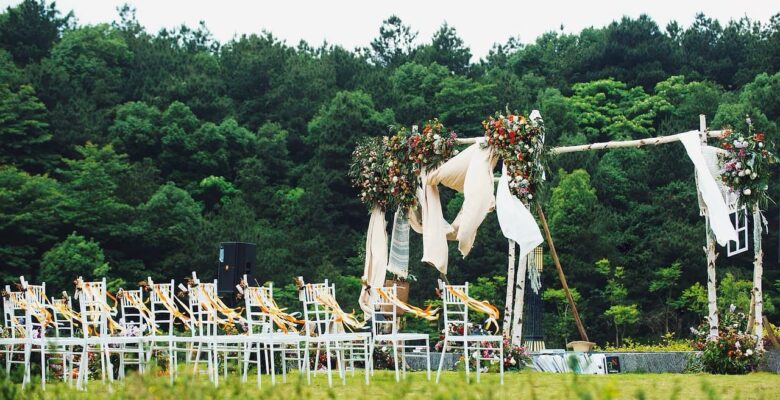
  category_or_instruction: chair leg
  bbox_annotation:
[41,345,46,390]
[475,343,480,383]
[499,341,504,385]
[435,339,447,383]
[325,341,333,387]
[392,340,400,382]
[363,340,369,385]
[426,339,431,381]
[464,341,470,384]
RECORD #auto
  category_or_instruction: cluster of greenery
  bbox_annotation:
[1,1,779,347]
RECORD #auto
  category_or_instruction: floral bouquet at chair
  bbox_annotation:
[482,111,546,203]
[718,118,776,208]
[690,304,764,374]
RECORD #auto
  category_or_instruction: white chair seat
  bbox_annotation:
[374,332,429,342]
[444,334,503,342]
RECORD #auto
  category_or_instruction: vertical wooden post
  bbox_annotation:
[503,240,516,338]
[752,202,764,349]
[699,114,720,340]
[536,203,589,342]
[511,253,528,347]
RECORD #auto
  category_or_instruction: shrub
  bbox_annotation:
[690,305,764,374]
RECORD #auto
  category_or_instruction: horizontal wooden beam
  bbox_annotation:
[456,130,726,154]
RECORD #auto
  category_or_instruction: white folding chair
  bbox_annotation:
[242,280,304,386]
[301,280,370,387]
[147,278,197,383]
[117,288,150,377]
[436,281,503,384]
[369,285,431,382]
[48,292,80,386]
[2,287,29,385]
[188,278,246,386]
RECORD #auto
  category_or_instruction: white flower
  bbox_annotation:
[392,176,398,183]
[743,188,752,195]
[527,194,533,200]
[746,349,753,356]
[758,142,764,148]
[750,173,757,180]
[738,171,745,177]
[729,304,737,313]
[433,134,440,140]
[744,168,751,175]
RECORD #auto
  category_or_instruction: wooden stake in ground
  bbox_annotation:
[503,239,516,338]
[752,202,764,349]
[536,203,589,342]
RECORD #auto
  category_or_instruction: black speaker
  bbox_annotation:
[217,242,256,295]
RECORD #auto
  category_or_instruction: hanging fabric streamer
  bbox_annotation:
[387,208,410,278]
[528,250,542,294]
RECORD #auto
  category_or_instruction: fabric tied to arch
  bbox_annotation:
[358,206,388,316]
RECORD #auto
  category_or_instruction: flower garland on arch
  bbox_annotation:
[349,137,390,211]
[718,118,776,208]
[482,111,547,203]
[349,120,458,212]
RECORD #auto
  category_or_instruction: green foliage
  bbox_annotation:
[0,83,52,171]
[0,0,71,64]
[39,232,109,294]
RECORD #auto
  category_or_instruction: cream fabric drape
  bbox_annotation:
[420,140,497,274]
[359,206,388,315]
[496,166,543,264]
[679,131,738,245]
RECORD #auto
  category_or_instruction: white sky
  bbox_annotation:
[2,0,778,60]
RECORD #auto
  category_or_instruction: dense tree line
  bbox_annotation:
[1,1,779,346]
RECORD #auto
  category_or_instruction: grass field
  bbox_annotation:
[3,369,780,400]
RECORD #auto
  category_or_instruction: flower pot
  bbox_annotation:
[380,279,409,316]
[567,341,596,353]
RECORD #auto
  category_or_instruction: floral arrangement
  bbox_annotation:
[348,137,391,211]
[483,112,546,203]
[689,304,764,374]
[349,120,458,212]
[384,128,418,212]
[408,119,459,174]
[718,117,775,208]
[435,327,530,372]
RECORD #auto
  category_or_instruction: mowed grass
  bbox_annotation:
[6,369,780,400]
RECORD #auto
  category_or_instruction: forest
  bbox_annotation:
[0,0,779,347]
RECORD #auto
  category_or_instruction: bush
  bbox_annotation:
[690,305,764,374]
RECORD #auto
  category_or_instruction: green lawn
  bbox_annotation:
[5,370,780,400]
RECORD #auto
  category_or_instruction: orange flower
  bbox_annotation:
[754,133,764,141]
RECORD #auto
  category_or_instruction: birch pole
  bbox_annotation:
[699,115,720,340]
[752,202,764,349]
[502,240,516,338]
[511,253,528,347]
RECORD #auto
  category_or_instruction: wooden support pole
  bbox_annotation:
[763,316,779,350]
[502,240,516,338]
[536,203,589,342]
[753,202,764,349]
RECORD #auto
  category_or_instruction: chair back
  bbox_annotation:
[301,280,335,336]
[22,281,48,339]
[189,280,219,336]
[77,278,110,338]
[149,279,180,336]
[243,283,273,334]
[50,293,75,339]
[119,288,147,334]
[370,285,399,336]
[439,281,469,336]
[3,286,26,338]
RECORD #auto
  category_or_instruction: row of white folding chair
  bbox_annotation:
[300,280,370,387]
[436,281,504,384]
[369,285,431,382]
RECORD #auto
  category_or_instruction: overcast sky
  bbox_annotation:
[2,0,778,60]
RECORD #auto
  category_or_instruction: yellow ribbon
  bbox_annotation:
[248,288,302,333]
[375,288,440,321]
[152,285,195,329]
[446,287,500,333]
[309,285,365,331]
